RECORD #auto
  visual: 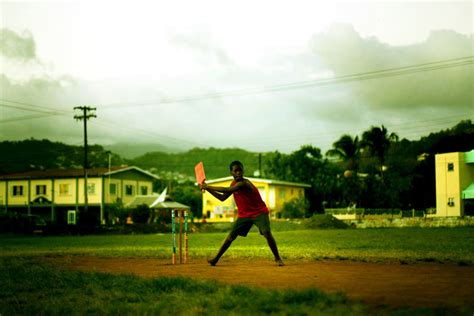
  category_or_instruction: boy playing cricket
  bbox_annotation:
[199,160,284,266]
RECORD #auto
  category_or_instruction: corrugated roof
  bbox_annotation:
[206,176,311,188]
[152,201,190,209]
[126,195,190,209]
[106,166,160,179]
[126,195,161,208]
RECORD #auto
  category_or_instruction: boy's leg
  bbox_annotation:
[262,231,284,266]
[208,217,253,266]
[254,214,284,266]
[208,234,236,266]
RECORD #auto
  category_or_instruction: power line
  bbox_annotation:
[219,112,473,145]
[90,119,206,147]
[0,56,474,114]
[98,56,473,109]
[2,56,471,115]
[0,100,73,124]
[0,99,72,114]
[0,105,202,148]
[0,100,205,147]
[0,113,57,124]
[1,56,471,152]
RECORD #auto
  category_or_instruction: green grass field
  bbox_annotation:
[1,256,371,315]
[1,227,473,315]
[1,227,473,264]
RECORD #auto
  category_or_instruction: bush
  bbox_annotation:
[304,214,349,229]
[106,200,128,224]
[281,198,309,219]
[131,204,151,224]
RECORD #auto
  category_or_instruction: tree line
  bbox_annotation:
[264,120,474,215]
[0,120,472,217]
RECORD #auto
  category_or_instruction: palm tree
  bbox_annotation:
[326,134,361,174]
[361,125,398,180]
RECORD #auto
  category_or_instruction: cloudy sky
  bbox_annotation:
[1,0,473,153]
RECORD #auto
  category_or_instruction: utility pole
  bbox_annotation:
[105,150,112,225]
[74,106,96,224]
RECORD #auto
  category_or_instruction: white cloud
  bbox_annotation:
[0,28,36,60]
[312,24,473,110]
[0,1,473,153]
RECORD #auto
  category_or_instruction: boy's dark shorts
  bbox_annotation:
[230,213,271,238]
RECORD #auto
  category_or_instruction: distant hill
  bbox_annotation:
[1,120,472,179]
[104,142,186,159]
[0,139,127,175]
[0,139,271,179]
[130,147,272,179]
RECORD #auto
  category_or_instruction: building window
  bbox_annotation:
[140,186,148,195]
[12,185,24,196]
[36,185,47,195]
[87,183,95,194]
[447,163,454,172]
[67,210,77,225]
[59,184,70,195]
[125,185,134,196]
[109,183,117,195]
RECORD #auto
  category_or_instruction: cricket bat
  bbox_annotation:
[194,162,206,190]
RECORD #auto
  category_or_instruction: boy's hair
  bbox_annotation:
[229,160,244,171]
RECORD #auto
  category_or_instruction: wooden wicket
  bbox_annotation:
[171,209,188,264]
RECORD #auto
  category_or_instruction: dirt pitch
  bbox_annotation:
[43,256,474,311]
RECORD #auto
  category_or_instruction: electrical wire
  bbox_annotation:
[2,56,471,115]
[1,56,472,151]
[0,99,73,114]
[97,56,473,109]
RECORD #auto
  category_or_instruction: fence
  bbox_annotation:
[325,208,426,220]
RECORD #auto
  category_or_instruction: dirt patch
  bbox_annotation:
[43,256,474,310]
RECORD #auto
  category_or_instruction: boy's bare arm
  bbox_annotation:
[205,188,232,201]
[200,180,248,201]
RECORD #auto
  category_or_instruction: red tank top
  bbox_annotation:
[231,179,269,218]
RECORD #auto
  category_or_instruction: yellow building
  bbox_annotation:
[0,166,158,225]
[435,150,474,216]
[202,176,311,222]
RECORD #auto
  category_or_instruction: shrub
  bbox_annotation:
[304,214,349,229]
[281,198,309,219]
[131,204,151,224]
[106,200,128,224]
